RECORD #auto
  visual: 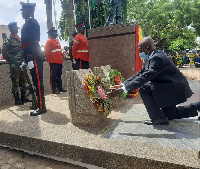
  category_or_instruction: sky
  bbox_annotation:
[0,0,67,47]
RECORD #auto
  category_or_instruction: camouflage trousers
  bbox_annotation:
[109,0,122,17]
[10,67,26,94]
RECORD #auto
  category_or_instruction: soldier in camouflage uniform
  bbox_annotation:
[106,0,122,25]
[2,22,30,105]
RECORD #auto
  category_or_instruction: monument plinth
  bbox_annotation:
[88,23,137,79]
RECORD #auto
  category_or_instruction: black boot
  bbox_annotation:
[106,14,114,26]
[116,16,122,24]
[21,89,32,103]
[30,97,47,116]
[13,92,24,105]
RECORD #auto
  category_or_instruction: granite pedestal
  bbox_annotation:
[88,23,136,79]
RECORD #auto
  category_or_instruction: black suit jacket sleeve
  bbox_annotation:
[124,56,164,92]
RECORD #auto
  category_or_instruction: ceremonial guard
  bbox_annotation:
[20,2,46,116]
[72,22,89,70]
[2,22,30,105]
[44,27,67,94]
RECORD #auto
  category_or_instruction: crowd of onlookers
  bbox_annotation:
[166,51,200,67]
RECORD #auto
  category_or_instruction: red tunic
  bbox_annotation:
[44,37,63,64]
[72,33,89,62]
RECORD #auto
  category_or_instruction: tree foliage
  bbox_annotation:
[59,0,75,42]
[191,0,200,35]
[127,0,199,51]
[91,0,110,28]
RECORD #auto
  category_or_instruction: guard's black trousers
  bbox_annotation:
[30,59,45,110]
[73,59,89,70]
[139,83,198,120]
[49,63,63,92]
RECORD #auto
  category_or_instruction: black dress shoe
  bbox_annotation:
[30,108,47,116]
[52,90,60,94]
[58,88,67,92]
[144,119,169,125]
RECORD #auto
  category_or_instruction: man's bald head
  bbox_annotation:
[139,37,154,47]
[138,37,155,55]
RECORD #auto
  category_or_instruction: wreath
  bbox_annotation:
[108,69,127,98]
[84,73,112,116]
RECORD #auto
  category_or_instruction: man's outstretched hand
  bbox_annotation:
[114,85,122,89]
[108,85,123,98]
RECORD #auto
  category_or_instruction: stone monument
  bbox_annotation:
[88,23,139,79]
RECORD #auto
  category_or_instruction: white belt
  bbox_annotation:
[51,49,63,52]
[77,50,89,52]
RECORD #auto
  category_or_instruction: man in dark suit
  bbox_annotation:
[110,37,200,125]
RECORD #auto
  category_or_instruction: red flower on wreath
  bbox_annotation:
[114,75,122,85]
[94,101,98,107]
[84,85,89,91]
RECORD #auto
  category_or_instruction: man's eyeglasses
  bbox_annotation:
[138,45,151,52]
[138,45,151,51]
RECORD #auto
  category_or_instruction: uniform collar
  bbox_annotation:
[149,50,156,59]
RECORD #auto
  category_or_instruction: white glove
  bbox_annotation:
[73,59,76,64]
[28,61,34,69]
[20,62,27,70]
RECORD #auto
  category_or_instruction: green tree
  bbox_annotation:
[190,0,200,35]
[127,0,199,51]
[59,0,75,42]
[168,29,198,52]
[91,0,110,28]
